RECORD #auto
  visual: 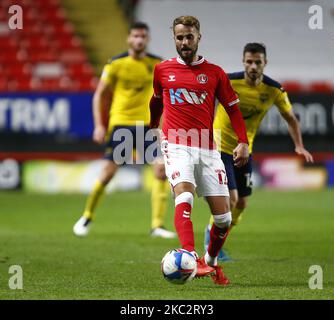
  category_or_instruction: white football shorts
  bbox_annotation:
[161,141,229,197]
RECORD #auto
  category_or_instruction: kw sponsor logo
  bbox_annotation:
[169,88,208,105]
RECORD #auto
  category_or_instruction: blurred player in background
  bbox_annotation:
[73,22,175,239]
[150,15,249,285]
[204,42,314,260]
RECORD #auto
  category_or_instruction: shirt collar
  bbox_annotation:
[176,56,205,66]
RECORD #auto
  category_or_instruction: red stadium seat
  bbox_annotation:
[0,49,19,62]
[7,76,34,92]
[65,63,95,77]
[21,40,50,52]
[0,78,8,92]
[35,76,77,92]
[3,63,32,78]
[52,33,77,44]
[39,9,67,22]
[20,34,49,46]
[76,76,98,91]
[308,81,334,93]
[59,76,78,91]
[52,36,82,50]
[0,50,27,63]
[33,0,61,7]
[38,78,61,91]
[0,0,16,8]
[13,23,44,36]
[1,0,95,93]
[27,51,58,63]
[45,22,75,35]
[60,49,87,64]
[0,45,17,54]
[281,81,304,93]
[0,11,7,20]
[0,36,18,48]
[33,0,61,11]
[23,8,40,23]
[0,52,18,64]
[1,0,33,6]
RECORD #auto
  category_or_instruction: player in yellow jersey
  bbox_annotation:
[73,22,175,239]
[204,43,313,260]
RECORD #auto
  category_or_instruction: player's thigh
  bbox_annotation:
[234,154,253,198]
[195,149,229,198]
[162,142,196,190]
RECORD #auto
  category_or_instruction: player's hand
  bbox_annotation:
[233,143,249,167]
[295,146,314,163]
[93,125,106,145]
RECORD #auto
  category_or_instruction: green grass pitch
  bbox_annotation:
[0,189,333,300]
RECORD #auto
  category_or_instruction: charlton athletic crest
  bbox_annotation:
[197,73,208,84]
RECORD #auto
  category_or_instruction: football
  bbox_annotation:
[161,249,197,284]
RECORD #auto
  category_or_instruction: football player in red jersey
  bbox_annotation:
[150,16,249,285]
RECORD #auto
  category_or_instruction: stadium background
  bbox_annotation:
[1,0,333,193]
[0,0,333,300]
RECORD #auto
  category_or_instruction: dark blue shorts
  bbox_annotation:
[104,126,158,164]
[221,152,253,197]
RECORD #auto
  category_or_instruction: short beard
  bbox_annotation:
[247,71,259,81]
[177,46,198,64]
[132,46,146,55]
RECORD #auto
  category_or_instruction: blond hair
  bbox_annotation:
[172,16,200,33]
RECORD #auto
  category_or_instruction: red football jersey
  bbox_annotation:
[153,56,239,149]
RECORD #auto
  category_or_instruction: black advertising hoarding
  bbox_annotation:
[0,92,333,154]
[254,93,334,153]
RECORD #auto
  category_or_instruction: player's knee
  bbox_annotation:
[175,192,194,208]
[101,161,117,183]
[212,212,232,230]
[236,197,247,210]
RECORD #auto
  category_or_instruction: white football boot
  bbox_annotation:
[73,216,92,237]
[150,227,176,239]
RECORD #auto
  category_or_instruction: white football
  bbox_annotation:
[161,249,197,284]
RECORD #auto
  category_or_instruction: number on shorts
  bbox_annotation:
[216,169,227,185]
[244,173,252,187]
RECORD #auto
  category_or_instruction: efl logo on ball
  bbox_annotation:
[161,249,197,284]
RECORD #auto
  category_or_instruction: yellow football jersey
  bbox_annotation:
[101,52,161,130]
[214,72,292,154]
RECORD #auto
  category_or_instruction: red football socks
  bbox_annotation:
[208,224,229,257]
[174,202,194,252]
